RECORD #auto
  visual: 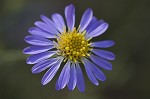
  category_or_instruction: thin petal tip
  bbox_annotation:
[26,59,32,64]
[28,27,34,33]
[86,8,93,13]
[23,47,28,54]
[31,66,39,74]
[101,76,106,82]
[41,80,47,85]
[67,4,74,7]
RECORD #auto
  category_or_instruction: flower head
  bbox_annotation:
[23,4,115,92]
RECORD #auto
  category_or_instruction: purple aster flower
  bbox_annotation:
[23,4,115,92]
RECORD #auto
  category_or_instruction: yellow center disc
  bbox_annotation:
[56,28,91,62]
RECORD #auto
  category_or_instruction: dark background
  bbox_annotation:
[0,0,150,99]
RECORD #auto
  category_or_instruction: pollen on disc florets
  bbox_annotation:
[55,27,91,62]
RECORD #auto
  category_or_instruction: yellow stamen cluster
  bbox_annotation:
[56,28,91,62]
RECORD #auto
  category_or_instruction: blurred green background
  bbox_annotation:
[0,0,150,99]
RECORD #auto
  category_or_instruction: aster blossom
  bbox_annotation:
[23,4,115,92]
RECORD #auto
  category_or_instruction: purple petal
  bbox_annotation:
[91,40,115,48]
[90,54,112,70]
[34,21,58,34]
[57,61,70,90]
[31,58,58,74]
[92,49,115,60]
[83,58,99,85]
[85,16,97,32]
[28,27,55,38]
[90,64,106,82]
[26,51,56,64]
[41,59,63,85]
[83,58,106,81]
[55,79,60,90]
[87,22,109,38]
[86,20,104,34]
[52,13,65,33]
[76,62,85,92]
[40,15,56,27]
[79,8,93,32]
[65,4,75,31]
[67,63,77,90]
[65,5,69,18]
[23,45,54,54]
[24,35,53,46]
